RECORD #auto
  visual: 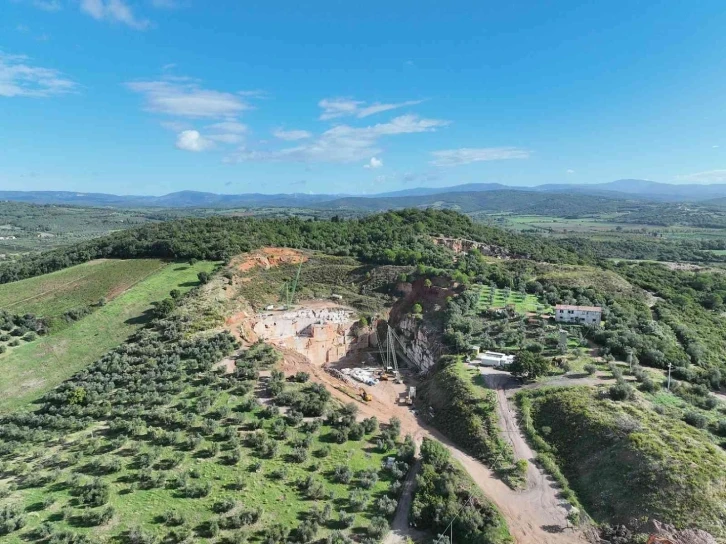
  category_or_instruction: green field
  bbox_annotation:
[0,260,216,412]
[0,259,167,329]
[3,397,396,544]
[474,284,550,314]
[0,311,403,544]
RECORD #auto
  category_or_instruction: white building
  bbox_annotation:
[555,304,602,325]
[475,351,514,367]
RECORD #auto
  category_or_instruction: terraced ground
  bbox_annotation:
[0,259,168,330]
[0,260,217,412]
[474,284,550,314]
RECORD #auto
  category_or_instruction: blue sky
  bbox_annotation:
[1,0,726,195]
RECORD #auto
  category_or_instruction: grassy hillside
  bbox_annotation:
[519,387,726,538]
[0,268,407,544]
[417,359,521,485]
[412,438,512,544]
[0,259,166,330]
[0,260,216,412]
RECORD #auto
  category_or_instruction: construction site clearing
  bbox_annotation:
[233,295,422,409]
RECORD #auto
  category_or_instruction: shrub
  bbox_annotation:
[212,498,236,514]
[333,465,353,484]
[338,511,355,528]
[609,382,635,401]
[684,411,708,429]
[375,496,398,516]
[584,364,597,375]
[162,510,185,526]
[368,516,389,539]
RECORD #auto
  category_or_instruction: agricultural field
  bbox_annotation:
[0,202,166,258]
[0,260,217,412]
[473,284,550,314]
[0,259,168,331]
[487,212,726,243]
[0,287,408,544]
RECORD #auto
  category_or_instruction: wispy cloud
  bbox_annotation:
[228,114,448,164]
[127,78,251,118]
[676,170,726,183]
[208,120,247,134]
[318,97,424,120]
[430,147,529,166]
[19,0,62,12]
[363,157,383,169]
[80,0,150,29]
[175,130,214,152]
[0,51,76,97]
[566,169,575,174]
[150,0,186,8]
[272,128,312,141]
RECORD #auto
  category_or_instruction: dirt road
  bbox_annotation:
[300,360,587,543]
[478,368,582,543]
[383,459,429,544]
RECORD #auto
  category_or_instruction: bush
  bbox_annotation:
[368,516,389,539]
[212,498,236,513]
[375,496,398,516]
[338,511,355,528]
[584,364,597,375]
[684,411,708,429]
[333,465,353,484]
[609,382,635,401]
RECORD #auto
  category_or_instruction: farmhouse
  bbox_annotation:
[475,351,514,367]
[555,304,602,325]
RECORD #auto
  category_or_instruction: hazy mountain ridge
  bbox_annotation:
[3,179,726,208]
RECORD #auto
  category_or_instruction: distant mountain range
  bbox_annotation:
[3,179,726,209]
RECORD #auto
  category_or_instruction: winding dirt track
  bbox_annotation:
[294,358,587,543]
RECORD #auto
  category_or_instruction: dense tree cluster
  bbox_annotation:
[411,438,509,544]
[0,209,581,285]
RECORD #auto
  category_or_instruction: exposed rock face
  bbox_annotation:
[644,521,718,544]
[432,236,514,258]
[395,315,443,374]
[249,306,369,365]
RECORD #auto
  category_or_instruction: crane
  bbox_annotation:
[280,261,303,308]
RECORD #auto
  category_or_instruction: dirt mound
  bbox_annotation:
[234,247,307,272]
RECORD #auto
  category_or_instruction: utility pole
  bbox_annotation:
[667,362,673,391]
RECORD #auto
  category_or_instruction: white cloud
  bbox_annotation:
[175,130,214,152]
[207,133,243,144]
[127,79,250,118]
[228,114,448,164]
[566,169,575,174]
[714,145,720,149]
[0,51,76,97]
[150,0,184,8]
[32,0,61,11]
[273,128,312,141]
[676,170,726,183]
[430,147,529,166]
[208,120,247,133]
[364,157,383,169]
[318,97,424,120]
[80,0,150,29]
